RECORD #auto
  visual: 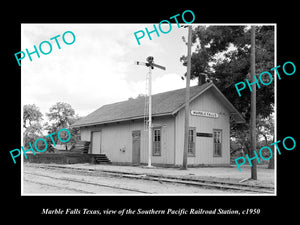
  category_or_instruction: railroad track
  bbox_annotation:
[24,164,274,194]
[23,178,95,194]
[24,171,151,194]
[96,170,274,194]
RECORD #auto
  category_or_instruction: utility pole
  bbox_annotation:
[134,57,166,167]
[250,26,257,180]
[182,25,192,170]
[148,65,153,167]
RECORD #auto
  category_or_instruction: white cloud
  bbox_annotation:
[128,73,198,99]
[152,73,198,94]
[21,24,190,118]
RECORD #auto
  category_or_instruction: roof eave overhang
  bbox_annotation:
[71,112,174,128]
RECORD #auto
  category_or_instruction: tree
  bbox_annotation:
[46,102,75,128]
[45,102,79,149]
[180,26,275,165]
[23,104,43,128]
[23,122,43,149]
[23,104,43,148]
[128,94,146,100]
[257,113,275,169]
[180,25,274,120]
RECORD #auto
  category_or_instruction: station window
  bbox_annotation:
[213,129,222,157]
[153,128,161,156]
[188,127,196,157]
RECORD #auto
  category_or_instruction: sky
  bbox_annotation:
[21,23,199,119]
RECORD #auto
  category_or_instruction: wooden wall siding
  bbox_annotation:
[102,122,133,162]
[149,116,175,165]
[80,88,231,166]
[80,116,175,165]
[175,89,230,166]
[80,126,103,154]
[80,128,91,142]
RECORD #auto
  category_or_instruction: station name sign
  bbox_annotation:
[191,110,219,118]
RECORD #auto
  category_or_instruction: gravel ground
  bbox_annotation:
[39,163,274,188]
[23,164,250,195]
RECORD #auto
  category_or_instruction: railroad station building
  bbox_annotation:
[72,81,245,167]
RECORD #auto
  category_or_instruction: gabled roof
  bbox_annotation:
[72,82,245,128]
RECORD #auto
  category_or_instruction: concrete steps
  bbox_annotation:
[94,154,111,164]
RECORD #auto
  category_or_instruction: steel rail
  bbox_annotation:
[25,164,274,194]
[24,171,151,194]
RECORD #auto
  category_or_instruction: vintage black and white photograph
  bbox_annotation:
[21,23,276,195]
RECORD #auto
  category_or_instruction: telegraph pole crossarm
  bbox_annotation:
[135,57,166,71]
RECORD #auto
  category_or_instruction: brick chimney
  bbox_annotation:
[198,73,207,86]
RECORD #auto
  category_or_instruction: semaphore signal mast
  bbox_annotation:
[134,56,166,167]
